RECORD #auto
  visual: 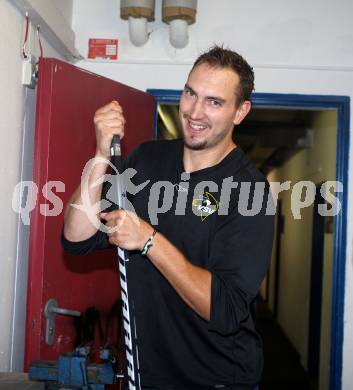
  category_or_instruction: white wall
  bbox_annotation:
[71,1,353,389]
[72,0,353,88]
[0,0,72,372]
[52,0,73,26]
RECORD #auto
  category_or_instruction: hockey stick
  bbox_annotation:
[110,134,141,390]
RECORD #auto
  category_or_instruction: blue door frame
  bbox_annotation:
[147,89,350,390]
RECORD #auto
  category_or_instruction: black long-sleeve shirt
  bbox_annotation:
[62,139,274,390]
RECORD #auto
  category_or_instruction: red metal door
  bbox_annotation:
[24,58,154,368]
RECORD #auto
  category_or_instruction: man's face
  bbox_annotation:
[179,63,242,151]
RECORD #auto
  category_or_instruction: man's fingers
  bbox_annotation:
[107,220,123,234]
[96,101,122,115]
[103,213,124,234]
[100,210,125,221]
[94,120,125,133]
[95,111,125,123]
[104,120,125,129]
[100,211,116,221]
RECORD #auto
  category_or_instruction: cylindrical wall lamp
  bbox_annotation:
[120,0,155,46]
[162,0,197,49]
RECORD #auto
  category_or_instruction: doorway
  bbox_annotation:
[147,89,349,390]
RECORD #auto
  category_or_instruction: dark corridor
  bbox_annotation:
[256,298,314,390]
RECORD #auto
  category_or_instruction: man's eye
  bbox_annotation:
[185,89,194,96]
[209,99,221,107]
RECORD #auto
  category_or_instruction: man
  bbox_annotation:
[62,45,274,390]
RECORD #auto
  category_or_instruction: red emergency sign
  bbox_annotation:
[88,39,118,60]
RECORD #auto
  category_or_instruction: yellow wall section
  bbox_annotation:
[264,109,337,390]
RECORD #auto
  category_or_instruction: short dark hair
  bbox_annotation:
[191,45,255,105]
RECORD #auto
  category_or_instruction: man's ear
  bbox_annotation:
[233,100,252,126]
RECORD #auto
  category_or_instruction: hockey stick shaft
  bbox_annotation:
[110,135,141,390]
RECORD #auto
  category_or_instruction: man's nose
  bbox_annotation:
[189,99,204,119]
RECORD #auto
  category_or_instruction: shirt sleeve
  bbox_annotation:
[61,229,111,255]
[208,188,274,335]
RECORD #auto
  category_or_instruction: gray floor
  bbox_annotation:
[0,373,44,389]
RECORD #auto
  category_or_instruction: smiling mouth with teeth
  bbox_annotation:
[188,120,208,131]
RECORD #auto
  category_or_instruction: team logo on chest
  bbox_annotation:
[192,192,219,221]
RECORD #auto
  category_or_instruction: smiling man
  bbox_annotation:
[63,46,274,390]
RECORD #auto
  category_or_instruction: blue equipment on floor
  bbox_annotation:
[29,346,119,389]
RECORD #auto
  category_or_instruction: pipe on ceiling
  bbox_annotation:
[120,0,155,46]
[162,0,197,49]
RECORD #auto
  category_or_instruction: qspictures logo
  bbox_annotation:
[11,156,343,229]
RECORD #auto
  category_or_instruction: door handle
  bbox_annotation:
[44,299,81,345]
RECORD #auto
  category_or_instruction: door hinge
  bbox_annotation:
[22,55,38,89]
